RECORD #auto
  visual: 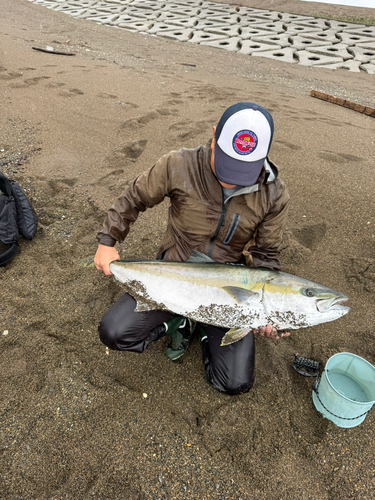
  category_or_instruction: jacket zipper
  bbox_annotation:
[208,197,232,257]
[223,213,241,244]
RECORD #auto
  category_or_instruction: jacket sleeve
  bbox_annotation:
[97,152,174,246]
[248,180,290,270]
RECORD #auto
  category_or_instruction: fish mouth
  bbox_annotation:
[316,296,350,313]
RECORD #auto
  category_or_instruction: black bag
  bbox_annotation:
[0,172,38,265]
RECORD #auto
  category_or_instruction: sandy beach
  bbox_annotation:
[1,0,375,499]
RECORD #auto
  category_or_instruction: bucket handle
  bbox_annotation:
[313,371,373,421]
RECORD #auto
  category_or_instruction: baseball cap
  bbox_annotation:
[214,102,274,186]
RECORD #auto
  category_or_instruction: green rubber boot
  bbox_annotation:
[165,317,196,361]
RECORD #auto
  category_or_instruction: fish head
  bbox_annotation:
[264,274,350,329]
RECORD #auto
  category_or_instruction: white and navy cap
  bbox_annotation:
[214,102,274,186]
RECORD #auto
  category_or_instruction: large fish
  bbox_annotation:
[109,252,349,345]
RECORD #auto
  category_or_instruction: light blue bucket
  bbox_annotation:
[312,352,375,428]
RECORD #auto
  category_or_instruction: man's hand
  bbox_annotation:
[94,244,120,275]
[253,324,290,341]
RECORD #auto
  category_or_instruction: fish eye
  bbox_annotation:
[303,288,316,297]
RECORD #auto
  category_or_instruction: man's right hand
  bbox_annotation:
[94,244,120,275]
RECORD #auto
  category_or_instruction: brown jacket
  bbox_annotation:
[97,141,290,270]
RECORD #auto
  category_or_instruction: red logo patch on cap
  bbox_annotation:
[233,130,258,156]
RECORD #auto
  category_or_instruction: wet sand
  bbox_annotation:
[1,1,375,499]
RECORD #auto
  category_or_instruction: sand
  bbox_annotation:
[1,0,375,499]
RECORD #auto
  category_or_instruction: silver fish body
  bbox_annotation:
[109,256,349,345]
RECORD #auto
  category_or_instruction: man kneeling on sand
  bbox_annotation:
[94,102,290,395]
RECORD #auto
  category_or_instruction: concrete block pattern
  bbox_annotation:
[204,25,241,37]
[326,20,365,31]
[357,41,375,50]
[164,0,201,5]
[297,50,343,66]
[117,19,154,31]
[162,18,198,28]
[123,7,160,19]
[251,33,291,48]
[27,0,375,74]
[34,1,62,6]
[291,18,329,30]
[299,30,341,44]
[156,28,194,42]
[337,33,375,46]
[85,13,120,23]
[278,13,314,22]
[197,8,234,18]
[239,27,279,40]
[160,4,201,16]
[189,30,228,43]
[200,37,242,52]
[238,40,282,55]
[93,4,128,13]
[157,11,193,22]
[343,26,375,38]
[53,4,84,12]
[79,8,112,18]
[236,7,269,15]
[132,1,167,9]
[360,63,375,74]
[315,60,362,72]
[307,43,354,61]
[66,1,100,6]
[349,46,375,62]
[237,17,276,27]
[203,2,236,12]
[245,21,285,33]
[289,36,334,51]
[195,20,228,30]
[147,22,184,34]
[284,25,322,35]
[242,11,282,22]
[252,47,297,63]
[205,14,241,25]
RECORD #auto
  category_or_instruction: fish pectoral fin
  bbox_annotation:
[222,286,259,304]
[221,327,251,346]
[187,250,216,263]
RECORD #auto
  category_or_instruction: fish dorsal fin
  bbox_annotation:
[221,327,251,346]
[222,286,259,304]
[187,251,217,263]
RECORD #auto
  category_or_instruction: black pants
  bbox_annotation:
[99,293,255,395]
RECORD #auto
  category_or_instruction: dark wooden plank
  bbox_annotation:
[310,90,375,118]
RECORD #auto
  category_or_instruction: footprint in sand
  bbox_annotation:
[156,108,177,116]
[346,258,375,294]
[119,111,160,131]
[274,140,302,151]
[24,76,51,85]
[318,151,362,163]
[98,92,117,99]
[46,82,65,88]
[120,140,148,159]
[292,223,327,252]
[97,169,125,183]
[281,224,327,265]
[0,69,23,80]
[58,88,84,97]
[168,119,213,141]
[8,75,51,88]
